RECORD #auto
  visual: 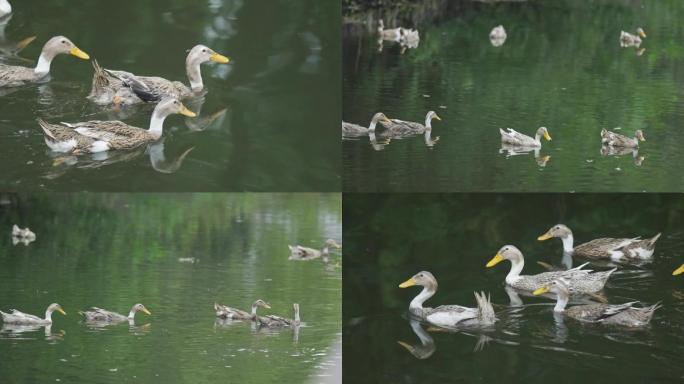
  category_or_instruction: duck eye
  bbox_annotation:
[61,40,67,44]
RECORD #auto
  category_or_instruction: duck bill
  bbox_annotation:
[434,115,442,121]
[397,340,415,353]
[537,231,553,241]
[210,52,230,64]
[673,264,684,276]
[544,132,552,141]
[486,253,504,268]
[179,105,197,118]
[16,36,36,50]
[143,308,152,316]
[399,277,416,288]
[639,30,647,39]
[533,286,549,296]
[57,308,67,316]
[70,47,90,60]
[264,303,272,309]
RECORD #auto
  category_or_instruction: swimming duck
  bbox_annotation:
[398,271,496,327]
[257,303,301,328]
[342,112,392,137]
[486,245,614,293]
[37,98,196,154]
[0,36,89,87]
[88,45,230,105]
[0,0,10,18]
[534,278,660,326]
[80,303,151,322]
[500,127,551,147]
[620,28,646,47]
[673,265,684,276]
[380,111,441,135]
[538,224,661,261]
[289,239,341,260]
[377,20,403,41]
[0,303,66,325]
[215,299,271,320]
[601,129,645,148]
[489,25,507,47]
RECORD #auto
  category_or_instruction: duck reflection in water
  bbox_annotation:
[1,323,65,343]
[499,144,551,167]
[601,145,644,167]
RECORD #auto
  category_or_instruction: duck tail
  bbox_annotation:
[36,118,56,140]
[90,59,110,92]
[474,291,496,325]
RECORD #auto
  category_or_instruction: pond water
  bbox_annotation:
[0,0,340,192]
[343,193,684,383]
[343,0,684,192]
[0,193,341,383]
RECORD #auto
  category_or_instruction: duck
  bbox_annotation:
[500,127,551,147]
[214,299,271,320]
[80,303,151,323]
[88,45,230,105]
[257,303,301,328]
[486,245,614,293]
[342,112,392,137]
[37,98,197,154]
[398,271,496,327]
[289,239,341,260]
[534,278,660,326]
[538,224,661,261]
[489,25,507,40]
[380,111,441,135]
[601,128,645,148]
[673,265,684,276]
[0,303,66,325]
[377,20,403,41]
[0,36,89,87]
[0,0,10,18]
[11,224,35,240]
[620,28,646,47]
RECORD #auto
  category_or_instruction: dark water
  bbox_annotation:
[343,0,684,192]
[0,193,341,383]
[0,0,340,192]
[343,194,684,383]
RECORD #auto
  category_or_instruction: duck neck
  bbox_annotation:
[424,115,432,129]
[294,307,300,323]
[321,246,329,255]
[251,303,259,317]
[409,286,435,312]
[368,120,378,133]
[554,292,569,313]
[186,59,204,92]
[128,307,138,320]
[505,256,525,284]
[34,51,56,77]
[148,110,169,139]
[44,308,54,323]
[534,132,543,145]
[561,234,574,253]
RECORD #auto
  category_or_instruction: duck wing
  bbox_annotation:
[426,305,478,326]
[0,64,37,87]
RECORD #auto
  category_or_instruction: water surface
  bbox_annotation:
[343,0,684,192]
[0,0,340,191]
[0,193,341,383]
[343,193,684,382]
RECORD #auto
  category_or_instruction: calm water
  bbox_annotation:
[343,0,684,192]
[343,194,684,383]
[0,0,340,192]
[0,193,341,383]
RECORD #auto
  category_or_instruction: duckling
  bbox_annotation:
[0,36,89,87]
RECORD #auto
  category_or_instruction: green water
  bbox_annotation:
[343,0,684,192]
[0,193,341,383]
[343,194,684,383]
[0,0,340,192]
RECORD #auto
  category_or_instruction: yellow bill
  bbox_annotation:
[143,308,152,316]
[538,231,553,241]
[639,29,647,38]
[210,52,230,64]
[486,253,504,268]
[434,114,442,121]
[70,46,90,60]
[533,286,549,296]
[399,277,416,288]
[543,131,552,141]
[673,264,684,276]
[16,36,37,50]
[57,307,67,316]
[397,340,414,352]
[179,104,197,118]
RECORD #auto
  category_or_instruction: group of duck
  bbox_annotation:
[398,224,675,330]
[0,0,230,155]
[344,21,650,156]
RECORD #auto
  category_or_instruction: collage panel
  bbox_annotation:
[343,0,684,192]
[343,193,684,382]
[0,0,340,192]
[0,193,341,383]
